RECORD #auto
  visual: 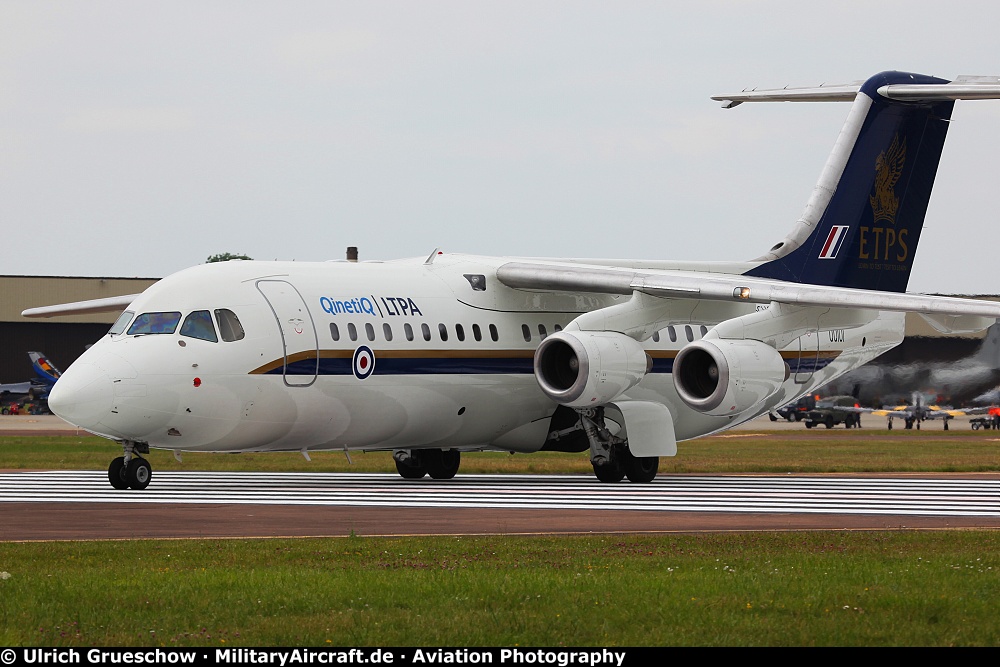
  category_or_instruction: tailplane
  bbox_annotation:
[28,352,62,385]
[719,71,1000,292]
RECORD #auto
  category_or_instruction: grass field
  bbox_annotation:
[2,431,1000,646]
[2,532,1000,646]
[3,429,1000,474]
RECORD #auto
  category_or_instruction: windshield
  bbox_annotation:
[108,310,134,336]
[127,312,182,335]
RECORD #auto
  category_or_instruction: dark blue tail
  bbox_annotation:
[746,71,954,292]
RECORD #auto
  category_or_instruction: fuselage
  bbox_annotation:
[48,254,905,454]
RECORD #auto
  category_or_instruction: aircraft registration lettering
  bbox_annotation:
[319,295,423,317]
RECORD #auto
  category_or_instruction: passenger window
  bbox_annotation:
[365,323,375,341]
[383,323,393,342]
[668,326,677,343]
[109,310,134,336]
[521,324,531,342]
[685,325,693,342]
[348,323,358,342]
[700,325,709,337]
[180,310,218,343]
[554,324,562,332]
[652,330,660,343]
[127,312,182,336]
[472,324,482,342]
[490,324,499,342]
[330,323,340,341]
[421,323,431,341]
[215,309,246,342]
[404,323,414,341]
[456,324,465,342]
[438,323,449,342]
[538,324,547,339]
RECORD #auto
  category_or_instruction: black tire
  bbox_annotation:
[125,457,152,490]
[395,458,426,479]
[887,420,893,430]
[425,449,461,480]
[824,416,834,429]
[108,456,129,490]
[623,452,659,483]
[769,413,778,422]
[593,459,625,483]
[805,422,815,429]
[944,421,949,431]
[792,413,802,422]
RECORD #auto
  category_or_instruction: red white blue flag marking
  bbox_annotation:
[818,225,849,259]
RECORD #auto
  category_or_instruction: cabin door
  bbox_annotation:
[256,279,319,387]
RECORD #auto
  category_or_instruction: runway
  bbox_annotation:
[3,470,1000,541]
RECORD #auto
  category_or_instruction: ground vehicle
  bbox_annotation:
[803,396,863,429]
[770,396,817,422]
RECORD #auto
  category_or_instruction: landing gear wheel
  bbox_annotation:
[125,457,152,490]
[395,458,427,479]
[108,456,129,490]
[593,458,625,482]
[425,449,461,480]
[944,420,949,431]
[622,452,659,483]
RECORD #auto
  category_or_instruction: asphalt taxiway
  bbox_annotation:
[3,414,1000,541]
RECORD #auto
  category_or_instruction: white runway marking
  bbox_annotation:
[2,471,1000,517]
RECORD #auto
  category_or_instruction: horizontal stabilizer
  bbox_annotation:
[21,294,140,318]
[713,75,1000,107]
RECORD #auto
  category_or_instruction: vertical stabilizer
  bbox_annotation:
[745,71,955,292]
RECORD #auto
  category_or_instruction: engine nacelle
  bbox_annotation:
[672,339,789,417]
[534,331,652,408]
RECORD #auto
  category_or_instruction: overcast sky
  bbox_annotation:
[3,1,1000,294]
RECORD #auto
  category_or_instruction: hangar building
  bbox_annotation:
[0,275,158,382]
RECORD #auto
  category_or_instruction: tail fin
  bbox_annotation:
[972,322,1000,368]
[741,71,961,292]
[28,352,61,385]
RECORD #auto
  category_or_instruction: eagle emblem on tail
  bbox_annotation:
[870,134,907,224]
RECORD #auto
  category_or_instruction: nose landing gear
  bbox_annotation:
[108,440,152,490]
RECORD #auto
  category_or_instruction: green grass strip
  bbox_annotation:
[1,532,1000,646]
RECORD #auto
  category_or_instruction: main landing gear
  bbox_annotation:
[107,440,152,490]
[578,407,658,483]
[393,448,461,480]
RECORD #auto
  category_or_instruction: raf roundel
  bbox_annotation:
[352,345,375,380]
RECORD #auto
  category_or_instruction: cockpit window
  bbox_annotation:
[127,312,182,335]
[180,310,218,342]
[109,310,134,336]
[215,309,245,342]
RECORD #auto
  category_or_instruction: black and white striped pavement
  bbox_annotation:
[2,471,1000,517]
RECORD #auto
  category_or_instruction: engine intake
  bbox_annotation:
[534,331,651,408]
[673,339,789,416]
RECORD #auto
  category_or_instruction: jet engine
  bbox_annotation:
[534,331,652,408]
[672,338,789,416]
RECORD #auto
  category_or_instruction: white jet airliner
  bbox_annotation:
[24,70,1000,490]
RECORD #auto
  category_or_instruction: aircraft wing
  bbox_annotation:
[20,293,141,319]
[496,262,1000,320]
[0,381,33,395]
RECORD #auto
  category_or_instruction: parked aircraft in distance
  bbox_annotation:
[821,321,1000,407]
[22,71,1000,490]
[0,352,61,413]
[868,392,987,430]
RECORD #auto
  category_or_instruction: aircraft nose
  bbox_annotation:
[47,362,114,431]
